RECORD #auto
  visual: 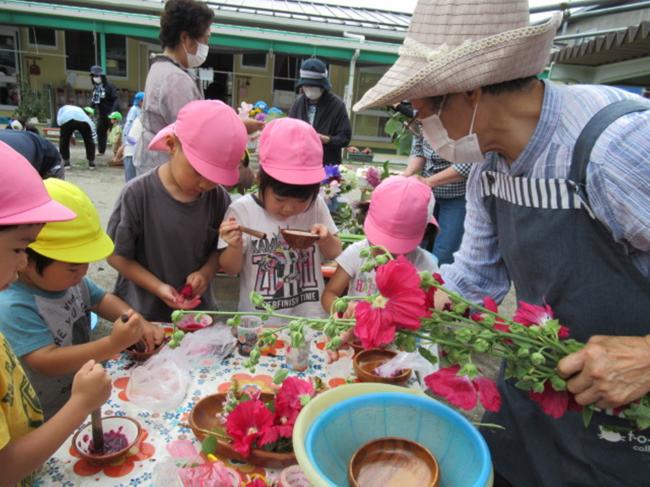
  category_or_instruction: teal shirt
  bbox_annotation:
[0,277,105,419]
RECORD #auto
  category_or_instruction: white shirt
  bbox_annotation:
[337,239,438,297]
[218,194,338,323]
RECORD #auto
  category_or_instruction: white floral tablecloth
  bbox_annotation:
[32,325,381,486]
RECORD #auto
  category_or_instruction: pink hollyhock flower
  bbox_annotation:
[275,377,314,411]
[424,365,501,412]
[354,256,428,349]
[225,400,274,457]
[528,382,582,418]
[471,297,511,335]
[259,377,315,446]
[514,301,569,338]
[245,479,269,487]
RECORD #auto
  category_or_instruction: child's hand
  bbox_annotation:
[185,271,210,299]
[243,118,265,134]
[311,223,331,242]
[70,360,112,413]
[342,301,357,319]
[109,309,145,351]
[142,321,165,352]
[157,283,183,309]
[220,218,243,249]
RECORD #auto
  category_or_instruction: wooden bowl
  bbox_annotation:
[350,338,365,356]
[281,229,320,250]
[353,349,412,385]
[189,393,297,468]
[348,437,440,487]
[124,337,169,362]
[72,416,141,465]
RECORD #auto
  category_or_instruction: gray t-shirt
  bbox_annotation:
[0,278,105,419]
[107,168,230,322]
[134,56,203,173]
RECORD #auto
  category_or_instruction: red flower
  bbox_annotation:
[275,377,314,411]
[354,256,427,349]
[180,283,194,299]
[514,301,569,338]
[424,365,501,412]
[225,400,274,457]
[528,382,582,418]
[245,479,269,487]
[424,273,445,311]
[471,297,511,335]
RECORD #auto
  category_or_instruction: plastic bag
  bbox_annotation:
[175,325,236,368]
[375,350,438,379]
[126,350,190,412]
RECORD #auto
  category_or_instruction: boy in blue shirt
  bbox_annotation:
[0,179,163,419]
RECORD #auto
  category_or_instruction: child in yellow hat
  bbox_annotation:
[0,179,163,419]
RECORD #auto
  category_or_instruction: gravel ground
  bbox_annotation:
[65,146,511,421]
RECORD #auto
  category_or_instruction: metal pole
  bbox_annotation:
[530,0,617,14]
[554,27,629,41]
[565,1,650,20]
[100,32,107,72]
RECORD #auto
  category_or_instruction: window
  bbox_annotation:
[105,34,127,77]
[65,30,98,72]
[28,27,57,48]
[273,54,302,91]
[241,52,267,69]
[0,28,19,108]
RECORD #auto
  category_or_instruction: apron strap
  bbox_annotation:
[569,99,650,199]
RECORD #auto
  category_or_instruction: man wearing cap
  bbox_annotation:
[0,129,65,179]
[289,58,351,165]
[355,0,650,485]
[89,65,119,157]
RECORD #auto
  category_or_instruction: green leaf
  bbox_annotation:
[582,406,594,428]
[273,368,289,385]
[384,117,402,136]
[201,435,217,455]
[418,346,439,366]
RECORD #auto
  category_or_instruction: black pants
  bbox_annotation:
[59,120,95,162]
[96,114,110,154]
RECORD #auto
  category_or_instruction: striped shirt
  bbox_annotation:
[441,81,650,304]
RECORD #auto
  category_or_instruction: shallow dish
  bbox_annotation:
[281,229,320,250]
[177,313,214,332]
[124,337,169,362]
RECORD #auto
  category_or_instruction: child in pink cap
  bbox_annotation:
[219,118,342,322]
[107,100,248,321]
[0,141,111,485]
[322,176,439,359]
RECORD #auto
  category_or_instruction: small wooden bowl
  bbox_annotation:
[350,338,365,356]
[281,229,320,250]
[189,393,297,468]
[124,337,169,362]
[72,416,141,465]
[353,349,412,385]
[349,437,440,487]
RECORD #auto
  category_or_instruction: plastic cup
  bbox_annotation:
[237,316,262,356]
[286,337,311,372]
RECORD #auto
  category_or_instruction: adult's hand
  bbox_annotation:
[557,335,650,409]
[319,134,331,144]
[243,118,264,134]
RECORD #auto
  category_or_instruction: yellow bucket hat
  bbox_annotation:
[29,179,114,263]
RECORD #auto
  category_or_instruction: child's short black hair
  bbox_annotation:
[26,248,54,275]
[258,167,321,203]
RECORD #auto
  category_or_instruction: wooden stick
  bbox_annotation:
[238,226,266,239]
[91,409,104,453]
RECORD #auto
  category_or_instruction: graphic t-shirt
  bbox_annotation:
[0,332,43,487]
[218,194,337,323]
[0,278,105,419]
[337,239,439,296]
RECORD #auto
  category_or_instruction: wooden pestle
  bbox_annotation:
[238,225,266,239]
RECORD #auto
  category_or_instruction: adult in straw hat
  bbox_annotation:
[356,1,650,486]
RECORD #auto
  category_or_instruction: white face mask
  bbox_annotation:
[420,98,484,164]
[185,41,209,68]
[92,76,102,84]
[303,86,323,101]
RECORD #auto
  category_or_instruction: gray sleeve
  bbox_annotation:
[106,185,142,259]
[159,72,202,124]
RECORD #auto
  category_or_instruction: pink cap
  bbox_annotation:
[258,118,325,184]
[0,142,76,226]
[148,100,247,186]
[364,175,438,254]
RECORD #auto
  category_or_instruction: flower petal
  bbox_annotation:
[354,301,396,349]
[528,383,569,419]
[424,366,478,411]
[473,376,502,412]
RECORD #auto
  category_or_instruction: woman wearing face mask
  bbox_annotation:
[289,58,351,165]
[89,65,119,158]
[356,0,650,486]
[133,0,213,176]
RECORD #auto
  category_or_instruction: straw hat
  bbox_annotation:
[354,0,562,112]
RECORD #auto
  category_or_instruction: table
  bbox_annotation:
[33,326,369,486]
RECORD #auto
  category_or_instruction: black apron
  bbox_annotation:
[479,100,650,486]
